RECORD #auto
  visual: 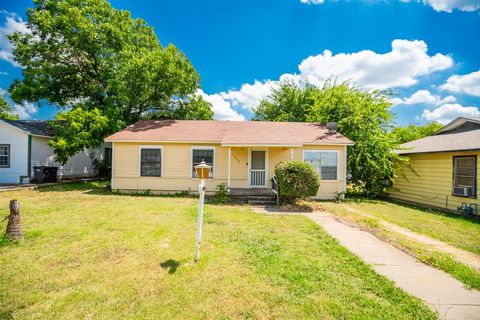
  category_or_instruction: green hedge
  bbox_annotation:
[274,161,320,204]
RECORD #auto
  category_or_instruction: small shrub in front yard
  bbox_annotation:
[275,161,320,204]
[215,183,229,205]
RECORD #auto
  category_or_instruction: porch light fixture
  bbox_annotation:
[194,160,211,262]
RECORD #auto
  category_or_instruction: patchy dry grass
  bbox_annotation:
[0,182,435,319]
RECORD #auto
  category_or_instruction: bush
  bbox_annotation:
[216,183,229,205]
[275,161,320,204]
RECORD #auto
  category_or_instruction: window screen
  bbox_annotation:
[304,151,338,180]
[140,148,162,177]
[0,144,9,167]
[453,156,476,196]
[192,149,214,178]
[251,151,266,169]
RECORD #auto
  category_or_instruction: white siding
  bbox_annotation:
[31,136,110,178]
[0,121,28,184]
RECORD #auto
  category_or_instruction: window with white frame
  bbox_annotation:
[0,144,9,168]
[192,147,214,178]
[303,151,338,180]
[453,156,476,198]
[140,148,162,177]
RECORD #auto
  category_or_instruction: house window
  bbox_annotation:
[0,144,9,168]
[303,150,338,180]
[192,147,214,178]
[453,156,476,198]
[140,148,162,177]
[104,147,112,169]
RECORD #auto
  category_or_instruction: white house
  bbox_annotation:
[0,118,111,184]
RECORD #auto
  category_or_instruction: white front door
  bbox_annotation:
[249,150,267,187]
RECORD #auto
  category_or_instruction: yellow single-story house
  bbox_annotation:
[104,120,353,199]
[389,116,479,213]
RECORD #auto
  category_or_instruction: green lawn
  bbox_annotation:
[0,182,435,319]
[322,199,480,255]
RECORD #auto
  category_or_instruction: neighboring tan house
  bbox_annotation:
[390,117,479,212]
[0,118,112,184]
[104,120,353,199]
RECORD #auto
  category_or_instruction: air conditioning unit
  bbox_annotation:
[453,187,473,197]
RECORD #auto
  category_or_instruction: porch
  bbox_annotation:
[224,144,346,200]
[225,146,296,191]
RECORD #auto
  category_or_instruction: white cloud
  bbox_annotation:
[422,0,480,12]
[422,103,480,124]
[206,39,453,113]
[439,70,480,97]
[220,80,277,111]
[297,39,453,90]
[299,0,480,12]
[0,11,29,67]
[0,86,38,119]
[196,89,245,121]
[12,102,38,119]
[394,89,456,106]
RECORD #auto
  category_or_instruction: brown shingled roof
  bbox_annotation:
[104,120,353,146]
[398,116,480,154]
[398,129,480,154]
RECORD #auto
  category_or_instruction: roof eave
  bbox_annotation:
[397,148,480,155]
[434,117,480,135]
[221,143,303,147]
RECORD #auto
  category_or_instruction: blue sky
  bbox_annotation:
[0,0,479,125]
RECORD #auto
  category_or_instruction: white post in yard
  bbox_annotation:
[194,179,206,262]
[193,160,211,262]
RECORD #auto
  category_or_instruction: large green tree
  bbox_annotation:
[8,0,212,163]
[255,80,407,196]
[390,122,442,144]
[0,94,19,120]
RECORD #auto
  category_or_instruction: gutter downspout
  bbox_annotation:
[27,134,32,179]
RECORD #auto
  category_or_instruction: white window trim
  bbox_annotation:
[191,146,215,179]
[0,144,10,168]
[302,149,340,181]
[138,145,164,178]
[452,156,476,193]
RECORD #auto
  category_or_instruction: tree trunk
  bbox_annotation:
[5,200,23,241]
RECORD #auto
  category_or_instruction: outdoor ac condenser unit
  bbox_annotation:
[453,187,473,197]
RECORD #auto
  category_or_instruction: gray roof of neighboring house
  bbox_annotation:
[398,117,480,155]
[0,118,54,137]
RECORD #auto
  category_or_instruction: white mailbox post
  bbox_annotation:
[194,160,211,262]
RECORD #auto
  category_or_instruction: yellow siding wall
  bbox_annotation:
[389,152,479,211]
[112,142,346,199]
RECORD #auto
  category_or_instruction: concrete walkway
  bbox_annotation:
[342,204,480,271]
[305,212,480,320]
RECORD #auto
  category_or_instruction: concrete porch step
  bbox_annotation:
[247,195,277,206]
[248,200,277,206]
